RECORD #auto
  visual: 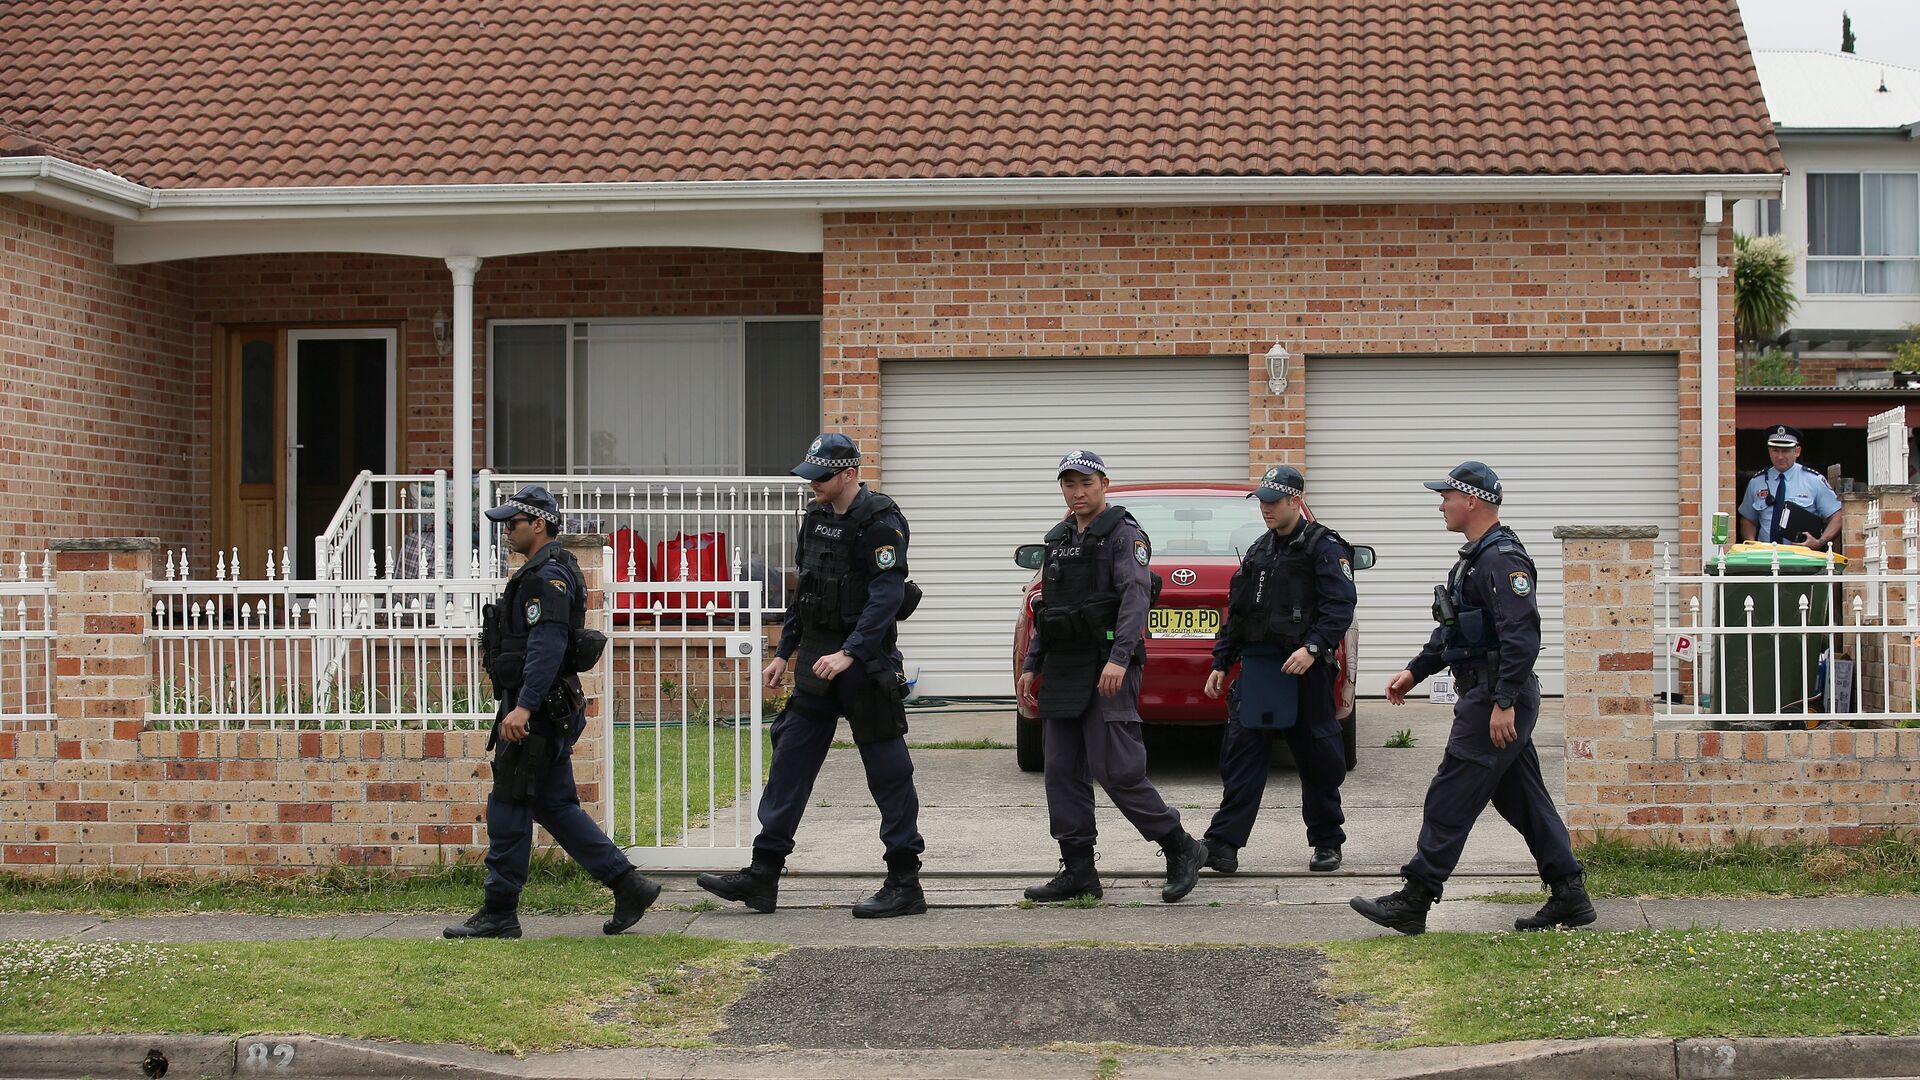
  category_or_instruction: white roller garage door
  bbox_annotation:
[881,358,1250,696]
[1305,354,1680,696]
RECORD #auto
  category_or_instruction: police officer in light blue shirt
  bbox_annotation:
[1739,425,1842,550]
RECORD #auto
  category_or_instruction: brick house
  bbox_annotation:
[2,0,1783,697]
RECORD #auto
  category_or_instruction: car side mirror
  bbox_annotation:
[1351,545,1376,571]
[1013,544,1047,570]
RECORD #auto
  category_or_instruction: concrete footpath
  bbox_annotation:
[6,892,1920,945]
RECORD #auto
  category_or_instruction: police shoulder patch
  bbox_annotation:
[1134,539,1150,565]
[874,545,897,571]
[1509,572,1531,596]
[547,577,569,594]
[525,599,542,624]
[1340,558,1353,580]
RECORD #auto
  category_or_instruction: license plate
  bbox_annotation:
[1149,607,1219,639]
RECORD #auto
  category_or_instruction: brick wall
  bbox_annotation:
[1557,525,1920,843]
[0,199,201,558]
[819,203,1733,562]
[0,535,610,874]
[0,197,822,567]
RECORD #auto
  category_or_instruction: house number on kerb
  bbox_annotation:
[242,1042,295,1070]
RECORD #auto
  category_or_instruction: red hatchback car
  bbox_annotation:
[1010,482,1373,773]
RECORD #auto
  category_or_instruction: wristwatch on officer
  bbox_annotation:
[1303,641,1321,658]
[1494,694,1515,710]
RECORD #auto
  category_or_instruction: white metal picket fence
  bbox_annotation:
[599,563,767,869]
[148,551,500,729]
[0,552,55,727]
[1656,518,1920,726]
[480,475,806,602]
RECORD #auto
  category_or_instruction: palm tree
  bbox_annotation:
[1733,233,1798,361]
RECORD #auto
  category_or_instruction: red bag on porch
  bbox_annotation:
[654,531,730,614]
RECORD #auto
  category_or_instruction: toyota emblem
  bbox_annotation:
[1171,568,1197,586]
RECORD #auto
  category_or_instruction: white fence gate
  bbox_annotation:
[600,564,767,869]
[1868,406,1909,487]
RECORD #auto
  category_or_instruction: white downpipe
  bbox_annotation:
[1699,192,1725,629]
[447,256,482,585]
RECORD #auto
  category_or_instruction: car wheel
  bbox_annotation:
[1016,716,1045,772]
[1343,707,1359,771]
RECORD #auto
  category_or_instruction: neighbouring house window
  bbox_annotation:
[488,318,821,475]
[1757,197,1782,237]
[1807,172,1920,294]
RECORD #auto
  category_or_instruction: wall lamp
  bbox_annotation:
[1265,343,1291,395]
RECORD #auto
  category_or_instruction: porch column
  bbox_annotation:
[446,256,482,579]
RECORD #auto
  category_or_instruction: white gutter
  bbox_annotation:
[0,156,1784,222]
[0,157,152,219]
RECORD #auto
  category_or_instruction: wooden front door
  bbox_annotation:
[213,328,286,578]
[213,326,401,580]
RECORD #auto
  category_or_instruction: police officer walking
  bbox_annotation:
[446,484,661,939]
[1739,424,1842,550]
[1018,451,1209,904]
[697,434,927,919]
[1201,465,1356,875]
[1350,462,1593,935]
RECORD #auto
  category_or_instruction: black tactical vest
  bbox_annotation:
[1034,505,1143,720]
[1227,521,1344,649]
[484,542,585,693]
[1440,525,1532,668]
[792,491,907,695]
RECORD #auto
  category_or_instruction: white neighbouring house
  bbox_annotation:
[1731,50,1920,487]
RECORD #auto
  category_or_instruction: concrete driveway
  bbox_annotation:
[733,698,1564,883]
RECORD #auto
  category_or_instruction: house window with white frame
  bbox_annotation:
[488,317,822,477]
[1756,197,1782,238]
[1806,172,1920,294]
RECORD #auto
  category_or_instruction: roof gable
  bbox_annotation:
[0,0,1782,189]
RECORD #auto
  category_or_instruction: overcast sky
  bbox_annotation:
[1736,0,1920,68]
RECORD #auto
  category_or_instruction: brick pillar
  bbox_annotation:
[559,534,611,826]
[24,538,158,868]
[1554,525,1660,838]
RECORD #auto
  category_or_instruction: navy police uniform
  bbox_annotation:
[698,433,926,918]
[1352,462,1590,936]
[450,485,657,939]
[1204,466,1356,870]
[1023,450,1207,905]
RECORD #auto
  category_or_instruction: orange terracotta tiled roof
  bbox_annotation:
[0,1,1782,189]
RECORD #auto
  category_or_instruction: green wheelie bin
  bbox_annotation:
[1708,544,1838,716]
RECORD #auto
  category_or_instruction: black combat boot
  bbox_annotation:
[1514,872,1597,931]
[1349,880,1437,936]
[697,861,781,913]
[1309,845,1343,873]
[1024,847,1102,903]
[852,858,928,919]
[1204,838,1239,874]
[1159,827,1208,903]
[602,868,663,935]
[443,901,521,940]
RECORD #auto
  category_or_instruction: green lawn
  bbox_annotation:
[1327,927,1920,1045]
[1487,830,1920,903]
[0,937,781,1053]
